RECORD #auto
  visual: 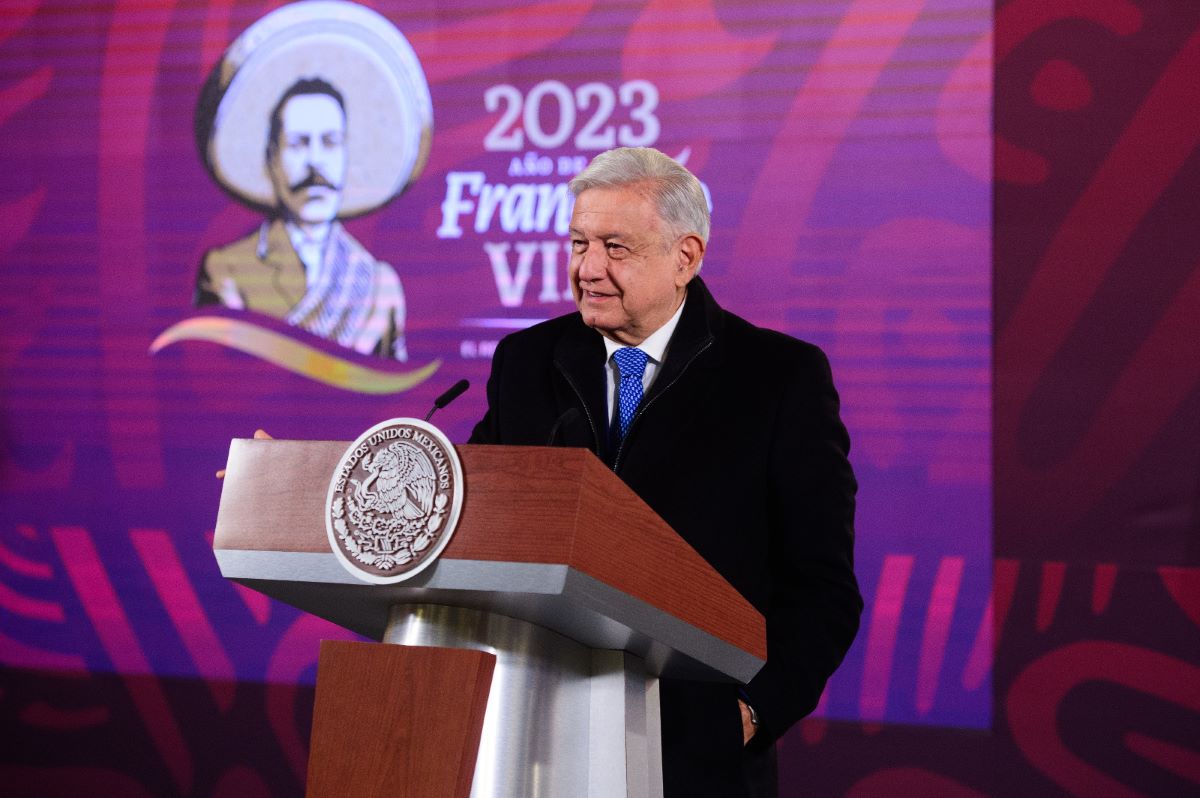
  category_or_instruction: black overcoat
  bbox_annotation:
[469,277,862,796]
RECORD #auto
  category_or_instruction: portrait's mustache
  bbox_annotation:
[290,169,341,193]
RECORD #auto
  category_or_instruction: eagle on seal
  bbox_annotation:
[353,441,436,520]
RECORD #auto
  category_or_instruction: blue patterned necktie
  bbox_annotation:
[612,346,649,440]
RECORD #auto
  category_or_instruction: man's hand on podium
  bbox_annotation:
[215,429,274,478]
[739,698,758,745]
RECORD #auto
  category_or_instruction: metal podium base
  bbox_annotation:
[384,604,663,798]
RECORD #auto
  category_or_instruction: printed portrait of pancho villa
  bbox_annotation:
[193,1,432,361]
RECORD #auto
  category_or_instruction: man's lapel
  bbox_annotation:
[261,217,307,308]
[552,316,609,456]
[641,277,718,407]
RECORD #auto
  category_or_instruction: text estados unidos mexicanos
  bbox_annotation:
[334,427,451,492]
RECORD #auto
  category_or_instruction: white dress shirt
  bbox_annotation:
[286,220,332,287]
[601,298,687,425]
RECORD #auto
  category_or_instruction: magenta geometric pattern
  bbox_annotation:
[7,0,1197,795]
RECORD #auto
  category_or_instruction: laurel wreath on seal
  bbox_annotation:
[331,442,450,571]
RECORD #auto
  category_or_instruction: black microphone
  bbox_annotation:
[424,379,470,422]
[546,407,580,446]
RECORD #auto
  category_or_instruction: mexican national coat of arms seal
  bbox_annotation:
[325,418,464,583]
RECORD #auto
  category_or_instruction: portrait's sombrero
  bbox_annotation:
[196,0,432,218]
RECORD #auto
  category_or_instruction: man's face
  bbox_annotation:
[569,184,702,345]
[267,93,347,225]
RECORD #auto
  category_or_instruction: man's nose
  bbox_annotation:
[576,245,606,281]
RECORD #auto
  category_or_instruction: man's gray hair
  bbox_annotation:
[569,147,710,245]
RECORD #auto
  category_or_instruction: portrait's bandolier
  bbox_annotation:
[196,216,408,360]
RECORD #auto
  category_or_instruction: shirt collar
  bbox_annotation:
[601,297,687,365]
[285,219,333,248]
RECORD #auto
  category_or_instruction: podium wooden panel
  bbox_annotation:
[307,642,494,798]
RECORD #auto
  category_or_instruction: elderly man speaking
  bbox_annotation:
[469,146,862,797]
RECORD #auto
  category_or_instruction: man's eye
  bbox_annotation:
[571,240,587,252]
[605,243,627,256]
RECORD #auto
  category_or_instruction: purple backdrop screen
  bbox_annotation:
[1,0,991,737]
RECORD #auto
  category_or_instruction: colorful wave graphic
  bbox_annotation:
[150,316,440,394]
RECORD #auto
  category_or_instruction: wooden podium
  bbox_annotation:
[214,438,766,797]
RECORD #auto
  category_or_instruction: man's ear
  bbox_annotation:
[675,234,705,286]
